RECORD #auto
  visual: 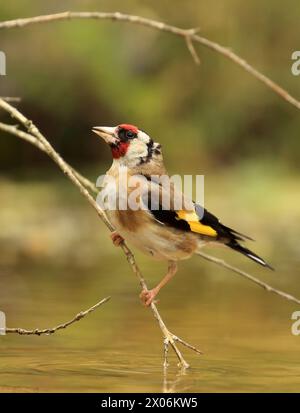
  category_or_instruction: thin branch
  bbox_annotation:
[198,251,300,305]
[0,121,45,150]
[0,122,98,194]
[185,35,201,65]
[0,98,200,368]
[0,11,299,110]
[0,97,21,103]
[6,297,111,335]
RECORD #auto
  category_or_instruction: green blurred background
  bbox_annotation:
[0,0,300,392]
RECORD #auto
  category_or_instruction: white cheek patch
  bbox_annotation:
[138,131,151,143]
[125,140,148,162]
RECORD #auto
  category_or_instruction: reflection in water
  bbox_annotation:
[163,366,189,393]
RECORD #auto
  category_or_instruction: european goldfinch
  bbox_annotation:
[93,124,272,306]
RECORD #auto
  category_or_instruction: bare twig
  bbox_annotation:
[0,97,21,103]
[0,11,299,110]
[0,98,200,368]
[0,122,98,194]
[185,35,201,65]
[0,121,45,150]
[6,297,111,335]
[198,251,300,305]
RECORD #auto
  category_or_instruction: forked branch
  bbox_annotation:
[0,11,299,110]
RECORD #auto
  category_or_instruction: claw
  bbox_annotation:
[139,288,159,306]
[110,231,124,247]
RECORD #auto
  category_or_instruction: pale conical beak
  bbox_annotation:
[92,126,118,145]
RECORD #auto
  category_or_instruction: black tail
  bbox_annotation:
[227,240,274,270]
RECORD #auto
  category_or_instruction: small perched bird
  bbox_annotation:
[93,124,272,306]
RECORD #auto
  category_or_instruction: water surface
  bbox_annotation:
[0,177,299,392]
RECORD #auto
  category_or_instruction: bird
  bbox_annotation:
[92,123,272,306]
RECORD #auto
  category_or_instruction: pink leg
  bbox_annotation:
[140,261,178,306]
[110,231,124,247]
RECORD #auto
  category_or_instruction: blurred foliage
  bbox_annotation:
[0,0,299,173]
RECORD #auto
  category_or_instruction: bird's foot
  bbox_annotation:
[110,231,124,247]
[140,288,159,306]
[139,288,203,369]
[162,329,203,369]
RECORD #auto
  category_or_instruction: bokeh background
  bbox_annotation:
[0,0,300,392]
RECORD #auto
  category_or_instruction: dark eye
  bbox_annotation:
[118,127,137,141]
[126,130,135,139]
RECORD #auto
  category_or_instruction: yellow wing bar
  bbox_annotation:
[176,210,218,237]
